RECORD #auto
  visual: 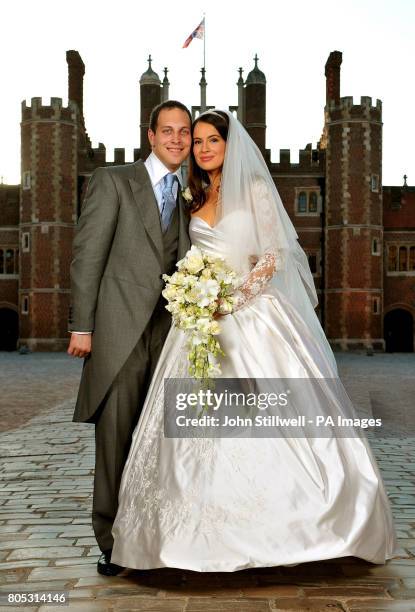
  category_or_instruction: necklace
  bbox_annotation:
[207,175,221,206]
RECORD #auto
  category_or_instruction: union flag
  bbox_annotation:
[182,18,205,48]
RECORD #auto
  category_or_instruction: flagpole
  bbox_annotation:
[203,12,206,71]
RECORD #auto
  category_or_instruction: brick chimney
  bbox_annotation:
[325,51,342,105]
[66,50,85,121]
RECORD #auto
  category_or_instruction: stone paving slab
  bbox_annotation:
[0,352,82,432]
[0,352,414,611]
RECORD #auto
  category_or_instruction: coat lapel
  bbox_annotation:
[129,161,164,261]
[129,160,190,264]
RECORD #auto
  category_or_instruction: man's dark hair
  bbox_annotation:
[149,100,192,133]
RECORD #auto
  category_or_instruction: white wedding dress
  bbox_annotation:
[111,216,397,572]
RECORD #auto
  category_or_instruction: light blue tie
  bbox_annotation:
[160,173,178,233]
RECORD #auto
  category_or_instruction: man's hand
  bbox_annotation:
[67,333,92,358]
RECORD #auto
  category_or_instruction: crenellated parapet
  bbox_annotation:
[82,145,138,169]
[269,143,325,174]
[326,95,382,122]
[21,97,78,123]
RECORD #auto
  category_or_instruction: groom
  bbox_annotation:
[68,100,192,575]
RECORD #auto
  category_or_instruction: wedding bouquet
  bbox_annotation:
[162,245,238,380]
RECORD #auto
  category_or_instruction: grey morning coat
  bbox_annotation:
[69,161,190,423]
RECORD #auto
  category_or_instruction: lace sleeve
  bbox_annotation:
[218,249,282,314]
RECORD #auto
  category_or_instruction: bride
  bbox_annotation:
[111,109,397,572]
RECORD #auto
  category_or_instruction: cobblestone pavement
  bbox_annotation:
[0,351,414,612]
[0,353,81,433]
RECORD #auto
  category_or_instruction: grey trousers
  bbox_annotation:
[92,299,171,552]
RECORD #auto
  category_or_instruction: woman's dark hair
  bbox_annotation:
[187,110,229,212]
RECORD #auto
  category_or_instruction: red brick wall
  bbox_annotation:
[0,188,19,311]
[245,83,266,153]
[325,97,383,347]
[0,186,19,225]
[19,98,77,350]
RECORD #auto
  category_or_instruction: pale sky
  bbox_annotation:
[1,0,414,185]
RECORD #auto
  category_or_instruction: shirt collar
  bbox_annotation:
[145,152,183,188]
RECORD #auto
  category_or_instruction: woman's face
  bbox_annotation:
[193,121,226,173]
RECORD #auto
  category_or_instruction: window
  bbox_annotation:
[295,189,321,215]
[306,251,321,276]
[387,244,415,274]
[372,297,380,314]
[388,245,397,271]
[372,238,380,255]
[371,175,379,192]
[0,248,18,275]
[21,296,29,315]
[309,192,318,213]
[399,246,407,271]
[22,171,31,190]
[22,232,30,253]
[5,250,13,274]
[298,192,307,213]
[0,249,17,274]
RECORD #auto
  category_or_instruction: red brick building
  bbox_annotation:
[0,49,413,352]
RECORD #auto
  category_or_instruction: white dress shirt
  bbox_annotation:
[144,151,183,212]
[71,153,183,335]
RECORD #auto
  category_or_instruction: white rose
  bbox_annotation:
[209,320,221,335]
[183,246,204,275]
[196,278,220,308]
[196,317,212,334]
[182,186,193,203]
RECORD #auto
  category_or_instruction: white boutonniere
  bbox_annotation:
[182,186,193,204]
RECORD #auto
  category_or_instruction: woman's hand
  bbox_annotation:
[214,297,232,318]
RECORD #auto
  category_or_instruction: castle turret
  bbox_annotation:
[139,55,161,159]
[325,95,384,350]
[244,54,266,154]
[20,97,78,350]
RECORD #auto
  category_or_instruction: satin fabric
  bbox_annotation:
[111,217,397,571]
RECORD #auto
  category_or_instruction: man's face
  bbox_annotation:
[148,108,192,171]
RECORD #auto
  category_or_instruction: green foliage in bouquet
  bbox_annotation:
[162,246,238,381]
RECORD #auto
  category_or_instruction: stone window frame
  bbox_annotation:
[22,232,30,253]
[21,295,29,315]
[386,243,415,276]
[371,174,380,193]
[306,249,322,277]
[294,187,322,216]
[372,296,380,315]
[372,237,381,256]
[0,247,19,275]
[22,171,31,191]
